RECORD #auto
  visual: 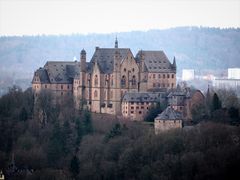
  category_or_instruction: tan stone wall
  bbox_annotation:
[154,119,182,134]
[122,101,153,121]
[147,73,176,90]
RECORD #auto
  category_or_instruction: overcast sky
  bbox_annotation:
[0,0,239,36]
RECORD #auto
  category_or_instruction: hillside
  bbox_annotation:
[0,27,240,94]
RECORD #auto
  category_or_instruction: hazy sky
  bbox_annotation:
[0,0,239,36]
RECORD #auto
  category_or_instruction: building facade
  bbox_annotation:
[154,106,183,134]
[32,39,177,118]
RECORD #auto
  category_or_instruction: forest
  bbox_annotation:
[0,27,240,95]
[0,86,240,180]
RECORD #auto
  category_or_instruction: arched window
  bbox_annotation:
[94,75,98,86]
[121,75,126,87]
[132,75,136,86]
[94,90,98,98]
[111,76,113,86]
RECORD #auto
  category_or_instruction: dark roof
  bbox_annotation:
[136,50,175,73]
[122,92,166,102]
[44,61,80,84]
[33,68,50,83]
[155,106,183,120]
[90,48,129,73]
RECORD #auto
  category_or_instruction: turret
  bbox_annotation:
[115,37,118,48]
[139,50,145,72]
[172,56,176,70]
[80,49,86,72]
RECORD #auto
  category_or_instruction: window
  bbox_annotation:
[67,85,70,89]
[124,68,126,72]
[163,74,166,79]
[94,75,98,86]
[132,75,136,86]
[45,85,47,89]
[94,90,98,98]
[132,68,135,72]
[153,83,156,87]
[141,106,144,109]
[131,111,134,114]
[172,83,174,88]
[61,85,63,90]
[167,74,170,78]
[172,74,174,78]
[121,75,126,87]
[158,74,161,78]
[136,106,139,109]
[131,106,134,109]
[139,111,142,114]
[153,74,156,79]
[110,91,113,99]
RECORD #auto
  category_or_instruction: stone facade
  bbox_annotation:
[32,39,177,118]
[154,106,183,134]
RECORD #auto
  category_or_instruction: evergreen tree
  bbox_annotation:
[211,93,222,112]
[19,107,28,121]
[82,110,93,135]
[75,117,83,146]
[144,102,164,122]
[70,155,80,178]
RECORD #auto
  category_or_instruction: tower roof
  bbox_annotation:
[155,106,183,120]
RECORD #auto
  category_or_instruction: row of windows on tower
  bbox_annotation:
[151,74,174,79]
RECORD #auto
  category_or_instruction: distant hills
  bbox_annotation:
[0,27,240,94]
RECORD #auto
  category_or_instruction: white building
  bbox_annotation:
[182,69,195,81]
[228,68,240,79]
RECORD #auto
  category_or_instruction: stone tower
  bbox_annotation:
[113,48,121,115]
[139,50,147,91]
[80,49,86,107]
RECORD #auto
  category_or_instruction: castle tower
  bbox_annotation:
[139,50,147,91]
[112,49,121,115]
[80,49,86,108]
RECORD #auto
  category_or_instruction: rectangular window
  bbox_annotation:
[61,85,63,89]
[131,111,134,114]
[139,111,142,114]
[172,74,174,78]
[153,74,156,79]
[141,106,144,109]
[131,102,134,105]
[131,107,134,109]
[45,85,47,89]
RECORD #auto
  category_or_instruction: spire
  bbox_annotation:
[115,36,118,48]
[173,56,176,68]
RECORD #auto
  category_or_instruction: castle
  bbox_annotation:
[32,39,204,122]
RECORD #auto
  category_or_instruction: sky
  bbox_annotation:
[0,0,239,36]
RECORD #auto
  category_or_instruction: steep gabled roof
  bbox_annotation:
[90,48,129,74]
[136,50,176,73]
[155,106,183,120]
[33,68,50,83]
[44,61,80,84]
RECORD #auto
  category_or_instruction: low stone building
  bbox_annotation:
[122,91,167,121]
[154,106,183,134]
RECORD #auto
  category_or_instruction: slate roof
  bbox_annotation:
[33,68,50,83]
[155,106,183,120]
[90,48,129,74]
[122,92,166,102]
[43,61,80,84]
[136,50,176,73]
